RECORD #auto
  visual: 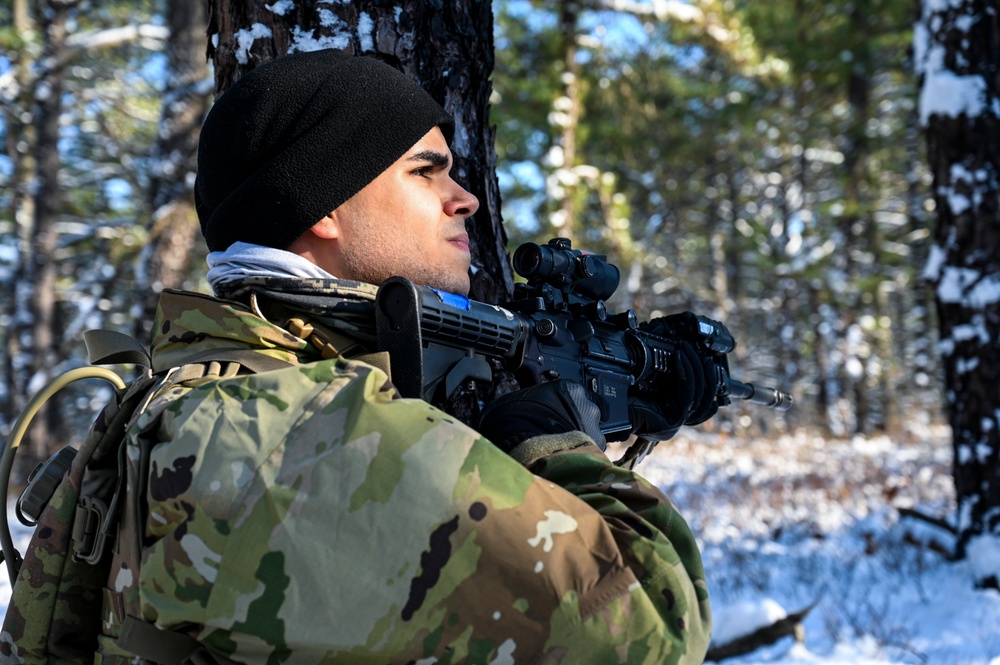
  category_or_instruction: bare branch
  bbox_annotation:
[595,0,703,23]
[66,23,169,50]
[48,24,170,71]
[706,602,818,662]
[898,506,958,535]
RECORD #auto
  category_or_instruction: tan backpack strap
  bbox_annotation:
[175,348,295,375]
[286,317,368,360]
[286,317,391,379]
[130,351,294,422]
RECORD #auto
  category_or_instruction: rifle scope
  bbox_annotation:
[513,238,620,302]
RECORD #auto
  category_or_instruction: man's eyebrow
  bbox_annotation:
[407,150,451,168]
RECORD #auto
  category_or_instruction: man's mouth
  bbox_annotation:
[450,233,471,254]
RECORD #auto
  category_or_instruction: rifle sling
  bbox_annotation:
[117,616,239,665]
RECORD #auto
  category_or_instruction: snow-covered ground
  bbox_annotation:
[2,427,997,663]
[625,428,1000,664]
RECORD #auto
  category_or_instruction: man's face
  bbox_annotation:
[331,127,479,295]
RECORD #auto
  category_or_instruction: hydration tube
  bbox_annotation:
[0,367,126,586]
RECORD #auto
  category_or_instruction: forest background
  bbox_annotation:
[3,0,1000,660]
[0,0,937,461]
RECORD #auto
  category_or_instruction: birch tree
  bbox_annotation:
[917,0,1000,589]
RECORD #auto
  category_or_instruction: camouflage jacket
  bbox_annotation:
[100,287,711,665]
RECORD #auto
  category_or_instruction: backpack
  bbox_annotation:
[0,330,290,665]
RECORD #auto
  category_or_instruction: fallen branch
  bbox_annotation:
[898,507,957,535]
[902,532,954,559]
[705,602,817,662]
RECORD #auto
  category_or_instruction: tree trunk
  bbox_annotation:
[134,0,210,344]
[554,0,582,240]
[205,0,510,305]
[2,0,38,436]
[919,0,1000,588]
[843,3,875,435]
[875,284,900,435]
[8,0,76,477]
[809,285,834,437]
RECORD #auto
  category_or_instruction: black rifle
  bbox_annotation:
[374,237,791,442]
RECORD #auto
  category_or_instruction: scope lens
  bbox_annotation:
[513,242,574,281]
[512,243,544,277]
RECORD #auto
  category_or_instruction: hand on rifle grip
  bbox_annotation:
[628,335,720,441]
[478,380,607,454]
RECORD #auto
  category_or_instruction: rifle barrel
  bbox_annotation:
[727,379,793,411]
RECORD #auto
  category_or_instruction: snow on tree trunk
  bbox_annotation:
[205,0,511,305]
[917,0,1000,588]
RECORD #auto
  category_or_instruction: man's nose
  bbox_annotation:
[445,180,480,218]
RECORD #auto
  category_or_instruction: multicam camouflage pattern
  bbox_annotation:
[1,372,160,665]
[0,284,712,665]
[109,287,711,664]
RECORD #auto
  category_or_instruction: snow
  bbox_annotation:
[264,0,295,16]
[967,534,1000,584]
[711,597,789,646]
[3,429,999,663]
[288,23,351,53]
[944,163,983,215]
[233,23,273,65]
[626,429,1000,664]
[925,228,1000,327]
[938,267,1000,307]
[915,3,1000,127]
[917,68,990,126]
[357,12,375,52]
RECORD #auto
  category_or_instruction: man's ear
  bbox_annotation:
[286,210,342,261]
[309,211,341,240]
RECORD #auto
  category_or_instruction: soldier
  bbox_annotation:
[103,49,716,664]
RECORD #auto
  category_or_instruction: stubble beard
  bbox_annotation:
[339,226,470,295]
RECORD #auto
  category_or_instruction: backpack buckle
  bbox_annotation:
[16,446,78,526]
[72,495,114,565]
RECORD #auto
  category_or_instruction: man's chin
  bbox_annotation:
[442,281,470,297]
[433,273,470,297]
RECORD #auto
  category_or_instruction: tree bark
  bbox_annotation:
[919,0,1000,588]
[843,2,875,435]
[554,0,582,240]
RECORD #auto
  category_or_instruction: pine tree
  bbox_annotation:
[917,0,1000,589]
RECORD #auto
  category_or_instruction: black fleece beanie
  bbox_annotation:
[195,49,455,252]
